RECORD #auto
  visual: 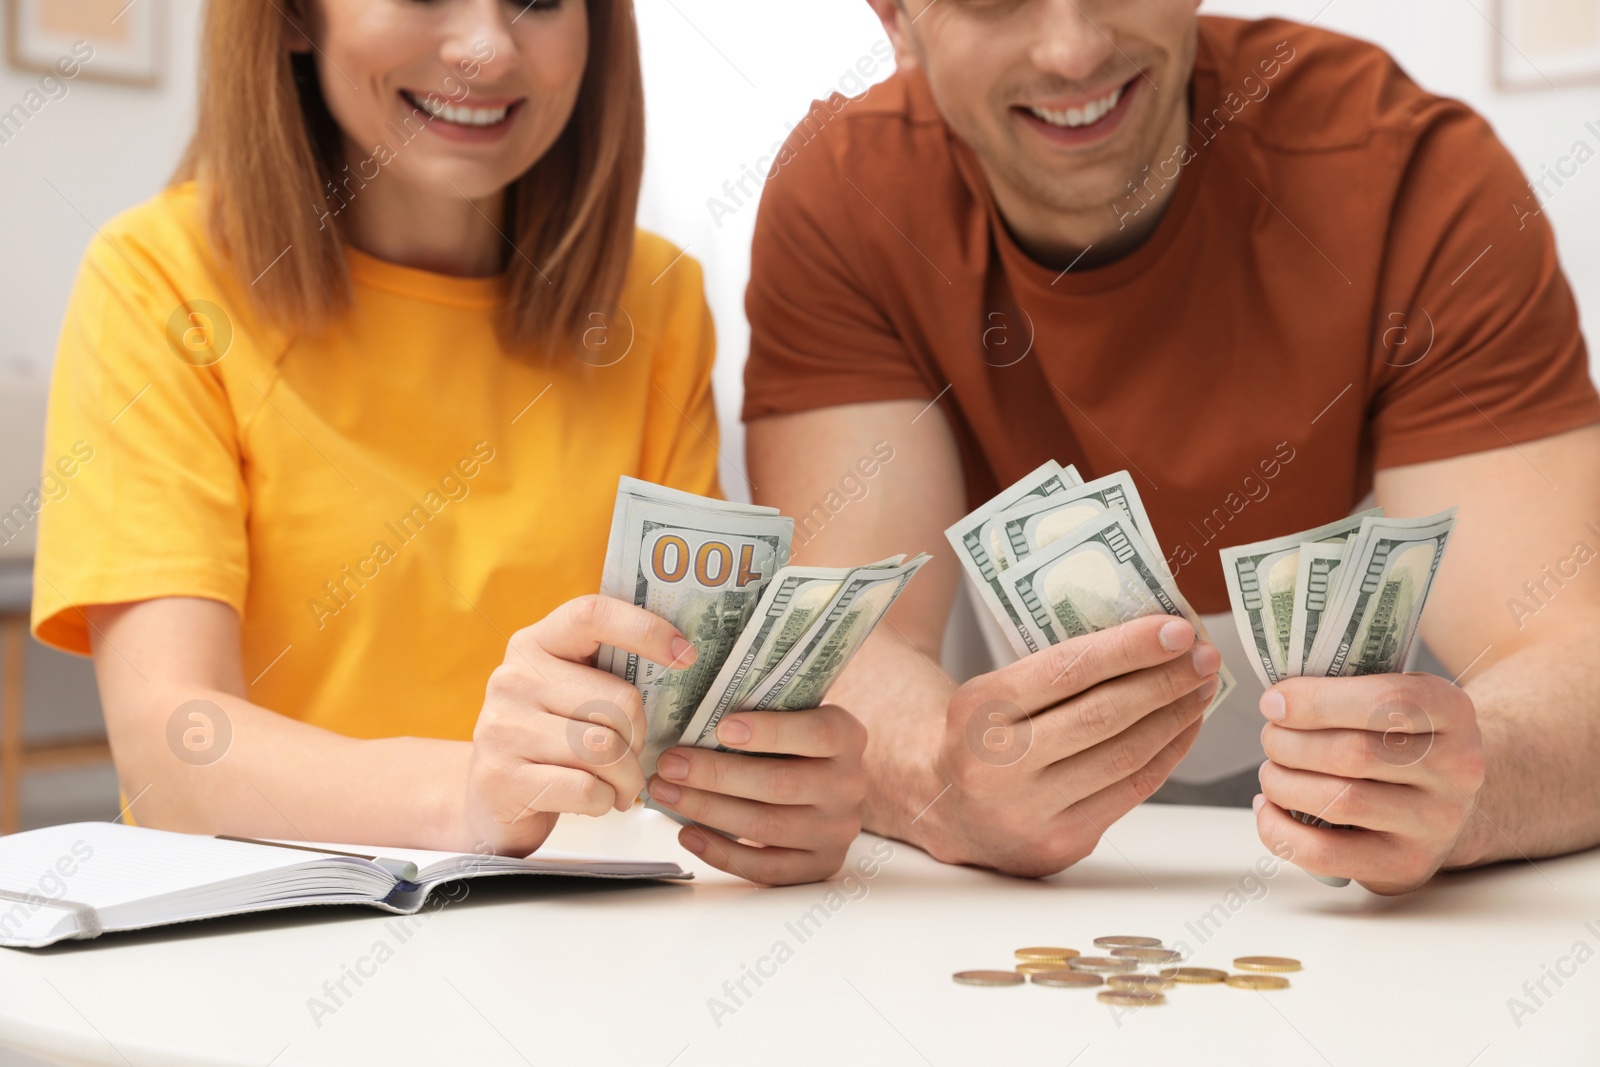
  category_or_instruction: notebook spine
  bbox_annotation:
[0,887,103,940]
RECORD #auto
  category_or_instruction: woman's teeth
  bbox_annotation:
[404,91,511,127]
[1029,85,1126,129]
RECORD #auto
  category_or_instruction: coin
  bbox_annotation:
[1108,974,1174,992]
[1068,956,1138,974]
[1159,967,1228,984]
[953,970,1025,987]
[1015,962,1064,975]
[1014,946,1080,962]
[1097,989,1166,1007]
[1030,971,1104,988]
[1227,974,1291,990]
[1110,947,1183,965]
[1093,935,1163,949]
[1234,956,1302,973]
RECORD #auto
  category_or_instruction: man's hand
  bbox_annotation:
[919,614,1221,877]
[646,706,869,886]
[1253,672,1487,895]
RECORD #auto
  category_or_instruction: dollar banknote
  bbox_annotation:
[599,479,930,791]
[640,556,926,834]
[990,469,1165,570]
[672,562,885,748]
[1286,542,1347,677]
[1303,510,1458,677]
[945,461,1083,658]
[1002,511,1233,719]
[1218,510,1379,688]
[740,554,929,718]
[1219,505,1457,888]
[599,477,786,675]
[598,479,794,777]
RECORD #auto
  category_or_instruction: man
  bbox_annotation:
[741,0,1600,894]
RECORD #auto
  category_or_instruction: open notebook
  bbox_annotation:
[0,821,691,949]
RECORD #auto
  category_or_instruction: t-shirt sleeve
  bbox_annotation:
[742,118,935,422]
[32,228,249,654]
[639,250,723,500]
[1367,102,1599,470]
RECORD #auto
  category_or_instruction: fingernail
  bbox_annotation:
[1197,675,1220,702]
[1252,793,1265,813]
[649,778,681,804]
[718,718,752,745]
[681,828,708,855]
[1159,619,1193,652]
[657,752,689,780]
[668,636,697,667]
[1261,691,1287,721]
[1191,643,1221,675]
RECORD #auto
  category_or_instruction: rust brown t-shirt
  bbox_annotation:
[743,16,1599,615]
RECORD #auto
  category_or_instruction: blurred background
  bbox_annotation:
[1,0,1597,834]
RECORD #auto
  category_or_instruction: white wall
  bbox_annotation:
[1,1,1596,513]
[632,2,893,500]
[0,3,203,558]
[0,4,201,377]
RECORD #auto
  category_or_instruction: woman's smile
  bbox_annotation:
[398,88,526,144]
[399,89,522,129]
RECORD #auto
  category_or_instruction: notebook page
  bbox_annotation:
[286,841,691,882]
[0,823,329,910]
[0,823,362,945]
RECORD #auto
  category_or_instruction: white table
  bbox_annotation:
[0,804,1595,1066]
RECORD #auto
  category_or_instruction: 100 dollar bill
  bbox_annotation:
[603,496,792,778]
[599,477,785,675]
[1286,542,1347,677]
[945,461,1082,658]
[742,555,929,717]
[1004,512,1233,719]
[1219,510,1379,688]
[1305,510,1457,677]
[673,563,866,750]
[991,468,1165,570]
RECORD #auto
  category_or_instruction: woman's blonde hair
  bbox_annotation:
[173,0,644,351]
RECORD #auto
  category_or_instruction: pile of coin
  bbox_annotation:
[952,938,1302,1007]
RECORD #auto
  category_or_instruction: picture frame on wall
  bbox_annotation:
[1495,0,1600,90]
[4,0,163,88]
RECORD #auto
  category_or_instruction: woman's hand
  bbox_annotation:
[464,595,697,856]
[645,706,869,886]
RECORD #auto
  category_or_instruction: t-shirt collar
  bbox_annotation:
[343,242,508,310]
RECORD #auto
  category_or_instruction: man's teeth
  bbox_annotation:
[407,92,510,127]
[1029,86,1125,129]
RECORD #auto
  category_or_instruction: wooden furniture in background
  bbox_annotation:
[0,612,20,834]
[0,566,112,835]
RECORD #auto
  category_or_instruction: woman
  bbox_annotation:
[31,0,866,887]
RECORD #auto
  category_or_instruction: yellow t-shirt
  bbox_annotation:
[32,181,722,742]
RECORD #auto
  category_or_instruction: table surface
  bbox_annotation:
[0,804,1596,1067]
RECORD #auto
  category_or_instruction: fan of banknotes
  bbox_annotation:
[598,477,929,782]
[945,461,1235,719]
[1220,508,1458,686]
[1220,506,1458,887]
